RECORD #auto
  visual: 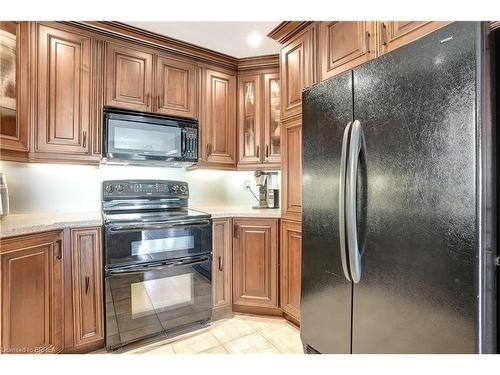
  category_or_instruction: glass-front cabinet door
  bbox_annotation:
[238,74,261,164]
[0,21,29,159]
[264,73,280,164]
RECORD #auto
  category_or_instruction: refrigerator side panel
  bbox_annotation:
[301,71,354,353]
[352,22,478,353]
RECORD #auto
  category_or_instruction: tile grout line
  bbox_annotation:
[254,330,283,354]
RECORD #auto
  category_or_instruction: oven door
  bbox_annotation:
[104,218,212,267]
[105,255,212,350]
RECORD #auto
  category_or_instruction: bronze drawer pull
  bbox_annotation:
[218,256,223,271]
[85,276,90,295]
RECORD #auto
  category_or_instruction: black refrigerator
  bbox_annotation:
[301,22,497,354]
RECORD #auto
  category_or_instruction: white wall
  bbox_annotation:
[0,161,277,214]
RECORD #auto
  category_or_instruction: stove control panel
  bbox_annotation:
[103,180,189,198]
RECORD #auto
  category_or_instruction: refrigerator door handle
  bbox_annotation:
[346,120,366,283]
[339,121,352,282]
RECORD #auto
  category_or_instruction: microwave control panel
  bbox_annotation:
[184,128,198,160]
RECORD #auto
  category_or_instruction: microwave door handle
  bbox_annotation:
[181,129,187,156]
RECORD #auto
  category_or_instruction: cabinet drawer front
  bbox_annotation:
[35,24,92,154]
[71,228,103,347]
[156,56,196,119]
[105,42,153,111]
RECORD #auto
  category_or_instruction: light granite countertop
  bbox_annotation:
[191,205,281,219]
[0,212,103,239]
[0,206,281,239]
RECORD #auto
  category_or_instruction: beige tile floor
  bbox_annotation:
[93,313,303,354]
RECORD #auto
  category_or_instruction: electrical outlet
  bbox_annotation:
[243,180,251,189]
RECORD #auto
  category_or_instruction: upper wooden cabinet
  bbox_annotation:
[33,23,94,159]
[200,67,237,166]
[0,22,29,161]
[0,231,64,354]
[232,218,279,313]
[378,21,450,55]
[280,25,316,120]
[105,41,153,112]
[237,69,281,169]
[281,116,303,221]
[319,21,377,81]
[212,219,232,315]
[155,55,197,118]
[238,73,262,165]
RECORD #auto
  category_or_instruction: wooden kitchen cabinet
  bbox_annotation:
[0,231,64,354]
[155,54,197,119]
[281,116,303,221]
[212,219,232,317]
[280,25,316,120]
[263,72,281,165]
[232,218,279,314]
[280,220,302,324]
[378,21,450,55]
[105,41,154,112]
[319,21,377,81]
[32,23,97,162]
[0,21,30,162]
[200,67,237,166]
[65,227,103,352]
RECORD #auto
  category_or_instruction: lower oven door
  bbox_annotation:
[105,255,212,350]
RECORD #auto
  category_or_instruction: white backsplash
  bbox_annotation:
[0,161,278,214]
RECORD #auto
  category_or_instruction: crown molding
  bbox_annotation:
[237,54,279,71]
[267,21,313,44]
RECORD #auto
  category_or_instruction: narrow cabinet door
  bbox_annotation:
[34,23,92,154]
[155,55,197,119]
[203,68,236,164]
[70,228,103,348]
[263,72,280,164]
[105,42,153,112]
[238,74,262,164]
[212,219,232,310]
[281,116,302,221]
[280,220,302,323]
[232,218,278,310]
[0,231,63,353]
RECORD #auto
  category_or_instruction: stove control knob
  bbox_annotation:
[105,184,114,193]
[180,185,187,193]
[116,184,124,192]
[172,184,179,192]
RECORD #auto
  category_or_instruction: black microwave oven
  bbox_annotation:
[103,107,198,165]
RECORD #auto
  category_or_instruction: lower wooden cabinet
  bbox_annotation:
[232,218,279,314]
[0,231,64,353]
[280,220,302,323]
[64,227,104,352]
[212,219,232,317]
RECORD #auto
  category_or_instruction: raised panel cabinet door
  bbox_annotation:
[319,21,377,81]
[203,68,236,164]
[155,55,197,119]
[0,21,29,160]
[378,21,451,55]
[238,74,262,165]
[0,231,63,354]
[263,72,281,164]
[281,116,302,221]
[212,219,232,310]
[280,27,313,120]
[280,220,302,322]
[232,219,278,309]
[105,42,153,111]
[34,23,92,154]
[71,228,103,348]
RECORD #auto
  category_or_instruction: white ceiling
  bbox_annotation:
[125,22,282,58]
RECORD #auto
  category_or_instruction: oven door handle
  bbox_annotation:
[106,255,210,276]
[108,219,211,232]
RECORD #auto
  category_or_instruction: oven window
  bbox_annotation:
[131,236,194,256]
[108,119,182,156]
